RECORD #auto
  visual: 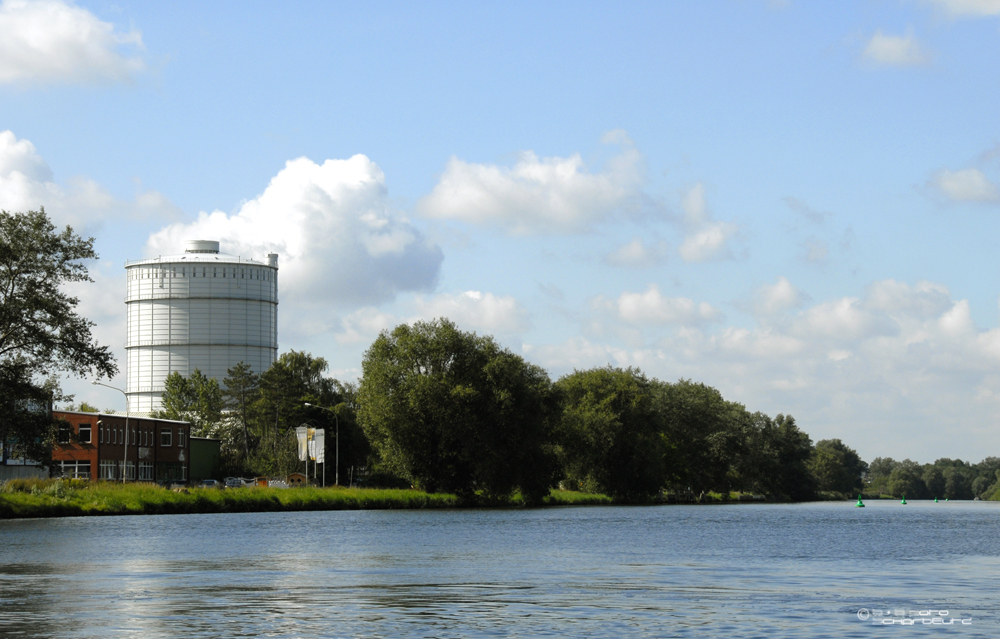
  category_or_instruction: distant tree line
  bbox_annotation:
[864,457,1000,500]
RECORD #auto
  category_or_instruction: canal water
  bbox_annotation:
[0,500,996,638]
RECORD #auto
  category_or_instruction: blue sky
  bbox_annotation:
[3,0,1000,463]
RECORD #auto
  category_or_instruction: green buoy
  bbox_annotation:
[855,494,865,507]
[901,495,907,505]
[934,497,938,503]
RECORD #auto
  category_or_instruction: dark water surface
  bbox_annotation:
[1,501,997,638]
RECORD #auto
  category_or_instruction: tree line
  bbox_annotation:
[159,318,881,502]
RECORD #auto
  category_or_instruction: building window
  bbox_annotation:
[139,462,154,481]
[58,424,71,444]
[99,426,103,443]
[124,461,135,480]
[59,460,91,479]
[161,428,172,447]
[178,429,186,448]
[100,460,116,480]
[156,462,186,483]
[78,424,91,444]
[113,428,117,445]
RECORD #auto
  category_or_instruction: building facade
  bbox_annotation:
[52,411,192,483]
[125,240,278,412]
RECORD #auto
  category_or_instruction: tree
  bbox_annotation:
[655,379,736,496]
[810,439,867,495]
[766,414,816,501]
[887,460,927,499]
[221,361,260,469]
[0,209,117,462]
[922,465,946,499]
[154,369,223,436]
[357,319,557,502]
[556,367,664,501]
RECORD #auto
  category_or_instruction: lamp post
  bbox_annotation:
[304,402,338,486]
[92,381,130,482]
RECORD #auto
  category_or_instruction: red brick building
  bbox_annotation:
[52,411,192,483]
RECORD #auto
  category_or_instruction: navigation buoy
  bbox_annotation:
[856,494,865,507]
[934,497,938,503]
[901,495,907,505]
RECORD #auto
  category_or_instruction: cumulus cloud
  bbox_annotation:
[926,0,1000,18]
[0,0,144,85]
[753,276,807,317]
[862,30,931,67]
[0,129,179,228]
[607,285,718,325]
[677,183,737,262]
[604,237,669,268]
[413,290,529,334]
[929,168,1000,202]
[147,155,443,312]
[418,130,645,234]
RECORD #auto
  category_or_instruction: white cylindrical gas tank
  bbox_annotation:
[124,241,279,413]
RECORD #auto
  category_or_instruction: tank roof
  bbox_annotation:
[126,240,275,267]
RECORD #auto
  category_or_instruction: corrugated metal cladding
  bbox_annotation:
[124,241,279,412]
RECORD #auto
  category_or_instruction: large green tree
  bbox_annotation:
[556,367,664,501]
[357,319,557,502]
[810,439,867,495]
[0,209,117,462]
[654,379,735,496]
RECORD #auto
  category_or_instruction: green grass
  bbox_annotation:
[0,480,620,519]
[0,479,463,519]
[0,480,781,519]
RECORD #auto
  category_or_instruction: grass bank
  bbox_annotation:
[0,479,610,519]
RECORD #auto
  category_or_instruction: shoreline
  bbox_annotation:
[1,479,932,520]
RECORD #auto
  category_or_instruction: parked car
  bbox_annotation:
[199,479,220,489]
[224,477,244,489]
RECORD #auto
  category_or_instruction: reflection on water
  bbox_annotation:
[1,501,998,637]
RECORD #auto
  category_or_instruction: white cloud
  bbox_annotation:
[418,131,644,234]
[926,0,1000,17]
[527,278,1000,461]
[862,30,931,67]
[147,155,443,315]
[335,307,399,345]
[0,130,178,229]
[604,237,669,268]
[865,279,952,316]
[611,285,718,325]
[333,290,529,346]
[929,168,1000,202]
[0,0,144,85]
[677,183,737,262]
[753,276,806,317]
[678,223,737,262]
[413,290,529,335]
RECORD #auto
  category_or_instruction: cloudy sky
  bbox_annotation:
[3,0,1000,463]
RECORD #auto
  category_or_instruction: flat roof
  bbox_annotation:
[53,410,194,425]
[125,253,271,267]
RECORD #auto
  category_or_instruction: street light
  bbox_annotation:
[304,402,338,486]
[92,381,130,483]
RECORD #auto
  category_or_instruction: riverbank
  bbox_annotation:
[0,479,612,519]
